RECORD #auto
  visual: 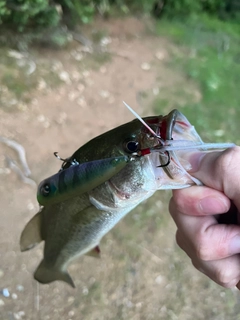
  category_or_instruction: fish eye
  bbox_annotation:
[41,183,51,197]
[124,139,139,153]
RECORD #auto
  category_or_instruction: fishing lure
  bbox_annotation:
[37,156,130,206]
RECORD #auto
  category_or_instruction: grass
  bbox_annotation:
[83,51,111,70]
[0,34,111,111]
[2,71,38,99]
[0,48,66,111]
[154,15,240,144]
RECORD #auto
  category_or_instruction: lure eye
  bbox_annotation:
[41,183,51,197]
[124,140,139,153]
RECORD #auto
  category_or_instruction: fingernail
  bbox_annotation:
[229,235,240,255]
[188,152,206,173]
[199,196,229,214]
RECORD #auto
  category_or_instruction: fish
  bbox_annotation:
[20,108,234,287]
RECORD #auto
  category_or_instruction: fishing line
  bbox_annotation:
[123,101,165,145]
[159,142,235,152]
[123,101,158,137]
[36,281,40,312]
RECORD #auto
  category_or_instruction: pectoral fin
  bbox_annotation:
[20,210,43,252]
[85,245,101,258]
[34,260,75,288]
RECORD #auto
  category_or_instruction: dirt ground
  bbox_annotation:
[0,17,239,320]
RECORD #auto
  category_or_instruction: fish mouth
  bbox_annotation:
[144,110,185,179]
[155,112,176,168]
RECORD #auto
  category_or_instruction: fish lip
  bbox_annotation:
[140,112,176,148]
[160,110,176,141]
[108,179,131,200]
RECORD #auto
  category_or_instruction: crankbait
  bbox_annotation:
[37,156,129,206]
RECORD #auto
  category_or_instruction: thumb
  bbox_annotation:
[188,146,240,210]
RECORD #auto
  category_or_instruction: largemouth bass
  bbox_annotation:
[20,109,234,287]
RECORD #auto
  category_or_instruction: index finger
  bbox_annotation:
[188,146,240,210]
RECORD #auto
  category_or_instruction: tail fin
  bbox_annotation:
[20,210,43,251]
[34,260,75,288]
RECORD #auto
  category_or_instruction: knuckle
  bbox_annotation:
[213,226,234,258]
[195,234,211,261]
[196,244,210,261]
[172,190,191,214]
[214,268,233,287]
[195,228,230,261]
[220,281,236,289]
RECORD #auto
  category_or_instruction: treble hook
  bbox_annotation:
[135,148,171,168]
[54,152,79,169]
[157,151,171,168]
[54,152,67,162]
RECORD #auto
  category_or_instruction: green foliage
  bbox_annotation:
[0,0,239,32]
[0,0,60,31]
[161,0,240,21]
[120,0,157,13]
[60,0,95,24]
[155,15,240,143]
[201,0,226,13]
[161,0,201,18]
[0,1,10,23]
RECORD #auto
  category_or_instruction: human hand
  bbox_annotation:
[169,146,240,288]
